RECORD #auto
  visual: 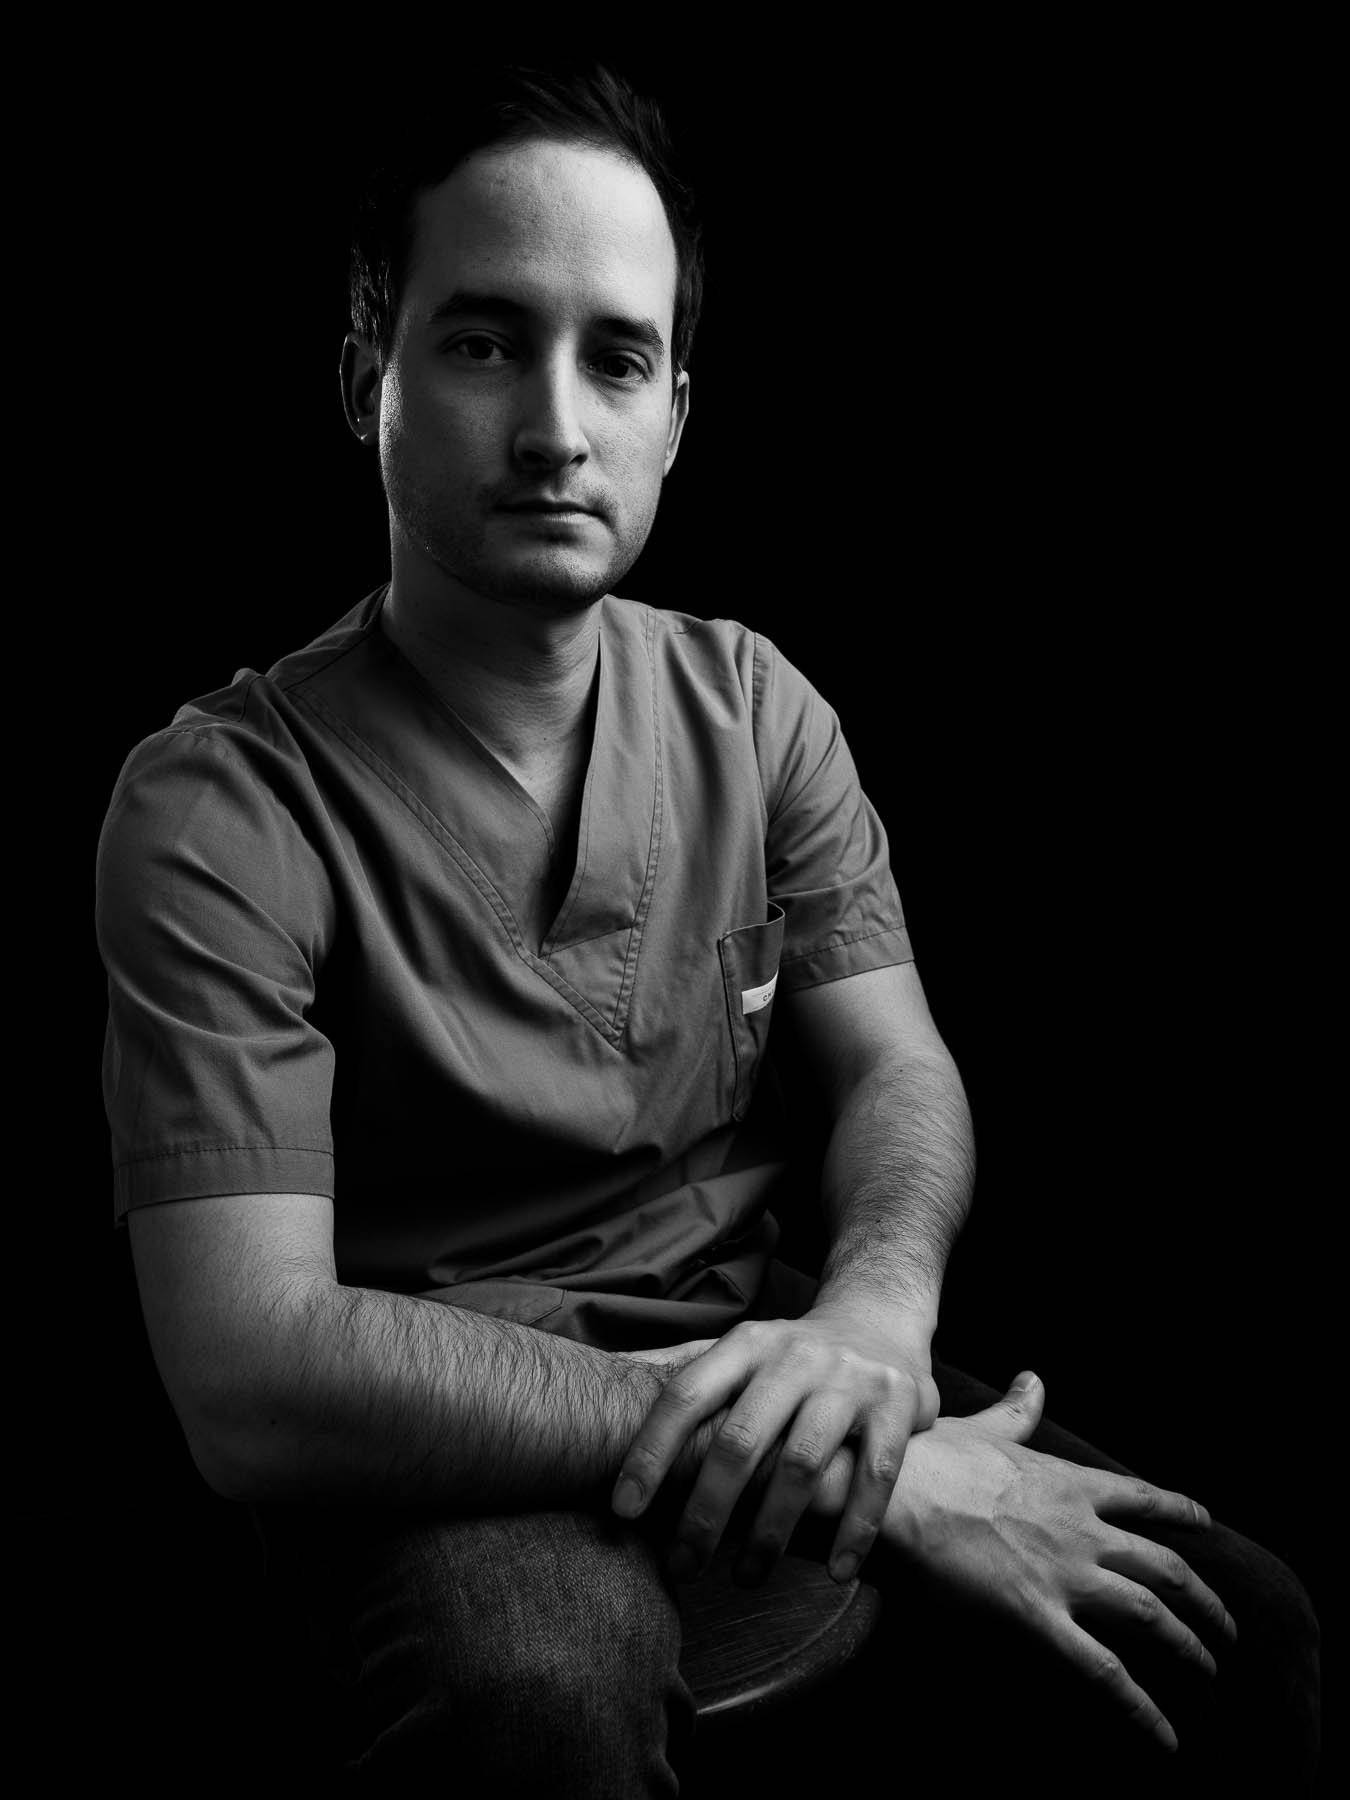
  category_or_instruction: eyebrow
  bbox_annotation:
[425,290,666,360]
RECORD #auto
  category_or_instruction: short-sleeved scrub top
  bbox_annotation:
[98,589,911,1349]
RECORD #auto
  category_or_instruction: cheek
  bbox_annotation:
[383,391,486,491]
[613,408,677,493]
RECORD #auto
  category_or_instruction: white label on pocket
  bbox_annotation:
[741,974,778,1015]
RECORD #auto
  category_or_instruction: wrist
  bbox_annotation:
[876,1429,941,1556]
[808,1283,937,1357]
[816,1248,942,1316]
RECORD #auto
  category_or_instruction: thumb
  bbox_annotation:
[968,1371,1044,1443]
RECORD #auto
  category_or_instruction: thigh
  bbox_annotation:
[933,1358,1136,1471]
[255,1501,693,1793]
[897,1360,1321,1795]
[715,1271,1317,1790]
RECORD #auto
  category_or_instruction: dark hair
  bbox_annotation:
[349,63,704,377]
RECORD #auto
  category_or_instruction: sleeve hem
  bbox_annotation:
[113,1145,335,1221]
[775,924,913,994]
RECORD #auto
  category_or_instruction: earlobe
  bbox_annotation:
[664,370,691,475]
[341,335,383,444]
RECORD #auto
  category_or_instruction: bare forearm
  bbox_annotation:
[200,1278,672,1508]
[814,1048,974,1331]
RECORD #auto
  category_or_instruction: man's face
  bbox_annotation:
[372,137,689,612]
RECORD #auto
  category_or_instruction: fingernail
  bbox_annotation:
[667,1543,699,1583]
[1154,1717,1178,1753]
[612,1476,644,1518]
[1224,1610,1238,1641]
[1011,1372,1039,1394]
[831,1552,860,1583]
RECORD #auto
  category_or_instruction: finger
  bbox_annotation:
[1085,1571,1219,1682]
[822,1397,917,1583]
[912,1372,942,1433]
[669,1374,820,1579]
[1090,1474,1214,1534]
[612,1334,759,1519]
[724,1393,863,1586]
[1038,1608,1179,1753]
[626,1337,718,1368]
[962,1371,1044,1444]
[1099,1531,1238,1646]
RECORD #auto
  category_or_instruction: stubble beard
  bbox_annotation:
[386,463,659,617]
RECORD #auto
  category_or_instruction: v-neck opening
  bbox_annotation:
[293,594,663,1043]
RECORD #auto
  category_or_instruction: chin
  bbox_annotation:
[469,546,635,613]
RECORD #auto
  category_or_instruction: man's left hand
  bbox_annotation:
[612,1305,938,1585]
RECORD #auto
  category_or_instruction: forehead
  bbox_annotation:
[402,138,679,333]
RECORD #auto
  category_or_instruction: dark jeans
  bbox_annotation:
[255,1294,1320,1795]
[865,1363,1321,1798]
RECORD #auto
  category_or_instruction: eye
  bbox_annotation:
[448,334,511,364]
[592,353,647,383]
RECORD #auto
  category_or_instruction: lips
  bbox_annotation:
[497,497,601,518]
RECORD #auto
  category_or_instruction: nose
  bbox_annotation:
[512,355,590,472]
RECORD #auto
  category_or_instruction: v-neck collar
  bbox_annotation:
[293,592,663,1044]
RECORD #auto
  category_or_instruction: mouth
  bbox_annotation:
[496,498,601,519]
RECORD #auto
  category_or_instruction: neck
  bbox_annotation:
[382,565,602,767]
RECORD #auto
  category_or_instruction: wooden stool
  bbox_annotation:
[675,1541,883,1794]
[680,1544,882,1718]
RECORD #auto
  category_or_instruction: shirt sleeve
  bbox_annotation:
[752,636,913,993]
[96,721,338,1218]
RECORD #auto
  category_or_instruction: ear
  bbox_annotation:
[341,334,384,444]
[663,369,690,476]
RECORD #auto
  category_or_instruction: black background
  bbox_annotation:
[61,22,1332,1782]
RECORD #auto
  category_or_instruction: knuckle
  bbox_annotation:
[711,1419,759,1463]
[1086,1648,1123,1688]
[1158,1550,1189,1589]
[749,1523,792,1559]
[681,1506,719,1541]
[1130,1479,1159,1515]
[623,1444,665,1481]
[870,1362,903,1399]
[778,1440,826,1481]
[727,1320,767,1355]
[1122,1691,1158,1730]
[1131,1587,1161,1624]
[842,1515,881,1550]
[865,1452,903,1489]
[663,1374,703,1412]
[780,1332,820,1373]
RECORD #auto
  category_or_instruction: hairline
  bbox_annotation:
[392,131,685,379]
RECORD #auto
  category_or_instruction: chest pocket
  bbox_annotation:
[718,902,785,1120]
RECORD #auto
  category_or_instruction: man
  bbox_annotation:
[99,63,1317,1794]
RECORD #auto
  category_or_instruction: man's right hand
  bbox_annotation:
[858,1373,1238,1754]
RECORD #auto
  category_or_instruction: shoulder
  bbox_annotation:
[607,594,815,718]
[97,594,389,924]
[105,589,388,817]
[101,691,313,885]
[606,597,838,813]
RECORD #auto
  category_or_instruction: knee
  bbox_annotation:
[480,1524,682,1713]
[394,1520,688,1791]
[312,1510,688,1784]
[1193,1526,1322,1786]
[1218,1528,1319,1662]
